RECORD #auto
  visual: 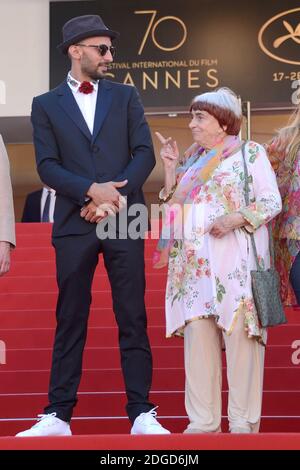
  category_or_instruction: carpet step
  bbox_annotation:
[10,246,159,263]
[0,308,299,329]
[15,232,158,248]
[1,224,299,439]
[0,367,299,394]
[0,326,178,349]
[16,222,160,237]
[0,391,299,419]
[1,325,299,348]
[0,346,299,370]
[5,260,166,277]
[15,222,160,238]
[2,417,300,438]
[0,307,165,328]
[5,261,57,276]
[15,223,53,235]
[0,273,167,291]
[0,290,299,314]
[16,233,52,248]
[0,290,166,309]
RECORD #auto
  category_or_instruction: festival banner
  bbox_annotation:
[50,0,300,110]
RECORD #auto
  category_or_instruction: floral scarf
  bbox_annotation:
[153,135,242,269]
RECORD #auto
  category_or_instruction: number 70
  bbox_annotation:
[134,10,187,55]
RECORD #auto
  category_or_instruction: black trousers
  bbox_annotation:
[44,230,154,423]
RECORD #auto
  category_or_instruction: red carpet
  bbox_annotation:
[0,223,299,448]
[0,433,300,450]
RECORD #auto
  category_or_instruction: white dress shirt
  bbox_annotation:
[40,187,56,223]
[67,72,98,134]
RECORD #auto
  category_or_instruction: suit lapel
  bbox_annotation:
[56,81,92,141]
[92,79,113,143]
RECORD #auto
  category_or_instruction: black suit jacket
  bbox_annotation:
[21,189,42,222]
[31,79,156,237]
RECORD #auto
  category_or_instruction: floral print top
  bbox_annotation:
[273,149,300,304]
[165,141,282,344]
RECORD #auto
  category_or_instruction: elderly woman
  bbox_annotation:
[0,134,15,275]
[155,88,282,434]
[267,107,300,306]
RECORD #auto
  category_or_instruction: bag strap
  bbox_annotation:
[241,142,274,271]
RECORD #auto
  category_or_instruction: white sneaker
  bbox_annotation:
[15,413,72,437]
[130,407,170,435]
[230,426,250,434]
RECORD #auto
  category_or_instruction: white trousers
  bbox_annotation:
[184,314,265,433]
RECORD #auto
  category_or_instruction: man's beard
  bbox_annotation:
[90,70,106,80]
[83,63,111,81]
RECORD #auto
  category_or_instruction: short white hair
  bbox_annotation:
[193,87,242,118]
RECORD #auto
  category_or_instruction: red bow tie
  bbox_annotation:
[79,81,94,94]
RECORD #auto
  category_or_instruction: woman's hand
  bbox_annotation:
[0,241,11,276]
[81,197,126,224]
[80,201,116,223]
[155,132,180,171]
[209,213,246,238]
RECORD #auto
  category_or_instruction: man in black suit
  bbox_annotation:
[16,15,169,436]
[22,186,56,222]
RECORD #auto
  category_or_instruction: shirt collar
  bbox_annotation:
[67,72,98,93]
[43,187,56,196]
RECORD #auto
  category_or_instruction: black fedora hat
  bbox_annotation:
[58,14,120,54]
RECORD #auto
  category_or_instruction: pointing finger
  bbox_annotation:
[155,132,172,145]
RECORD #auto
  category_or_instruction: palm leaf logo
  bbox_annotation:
[273,21,300,48]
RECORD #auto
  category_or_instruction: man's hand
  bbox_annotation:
[87,180,128,207]
[0,241,11,276]
[209,213,246,238]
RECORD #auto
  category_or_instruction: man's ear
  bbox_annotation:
[68,45,81,60]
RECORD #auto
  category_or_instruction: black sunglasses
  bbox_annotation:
[76,43,116,57]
